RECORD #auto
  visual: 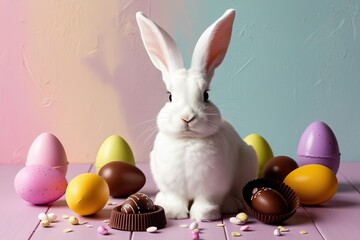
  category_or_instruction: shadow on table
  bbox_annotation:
[310,198,360,208]
[48,199,114,219]
[284,210,311,225]
[337,182,360,192]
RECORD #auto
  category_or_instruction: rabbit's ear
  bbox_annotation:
[191,9,235,81]
[136,12,184,84]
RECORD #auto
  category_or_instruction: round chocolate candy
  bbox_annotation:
[251,187,288,215]
[262,156,298,181]
[98,161,146,198]
[120,193,155,214]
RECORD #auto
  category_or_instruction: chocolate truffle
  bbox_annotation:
[120,193,155,214]
[251,187,288,215]
[262,156,298,181]
[109,204,167,231]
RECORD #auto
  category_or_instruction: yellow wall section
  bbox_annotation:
[21,0,155,163]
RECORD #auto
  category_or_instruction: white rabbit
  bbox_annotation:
[136,9,258,221]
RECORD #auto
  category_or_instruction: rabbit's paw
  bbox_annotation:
[165,204,189,219]
[190,200,221,222]
[155,192,189,219]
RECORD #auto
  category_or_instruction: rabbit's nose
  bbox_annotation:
[181,114,195,123]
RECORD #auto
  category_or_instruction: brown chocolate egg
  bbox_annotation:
[262,156,298,181]
[251,187,288,215]
[98,161,146,197]
[120,193,155,214]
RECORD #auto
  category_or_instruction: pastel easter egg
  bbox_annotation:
[26,132,68,176]
[244,134,274,177]
[66,173,110,215]
[98,161,146,197]
[95,135,135,173]
[297,121,340,174]
[284,164,338,205]
[14,165,68,205]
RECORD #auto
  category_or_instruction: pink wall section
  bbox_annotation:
[0,0,168,164]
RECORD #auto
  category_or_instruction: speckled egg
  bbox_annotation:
[14,164,68,205]
[26,132,68,176]
[244,133,274,177]
[95,135,135,173]
[297,121,340,174]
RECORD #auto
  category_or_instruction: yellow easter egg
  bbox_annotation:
[66,173,109,215]
[95,135,135,173]
[284,164,338,205]
[244,134,273,177]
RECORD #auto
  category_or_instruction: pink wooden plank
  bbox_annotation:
[339,162,360,192]
[222,207,324,240]
[301,168,360,239]
[132,218,226,240]
[0,164,50,239]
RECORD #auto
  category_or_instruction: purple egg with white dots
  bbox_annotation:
[297,121,340,174]
[14,164,67,205]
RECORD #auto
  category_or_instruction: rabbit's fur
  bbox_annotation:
[136,9,258,221]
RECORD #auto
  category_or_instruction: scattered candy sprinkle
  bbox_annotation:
[38,213,48,221]
[47,213,57,222]
[69,216,79,225]
[300,230,308,235]
[180,224,189,228]
[146,226,158,233]
[240,225,250,231]
[230,217,242,225]
[189,222,199,230]
[278,226,289,232]
[217,223,225,227]
[63,228,73,233]
[274,228,282,236]
[78,221,88,225]
[62,214,69,219]
[102,219,110,223]
[41,219,51,228]
[191,232,200,240]
[86,224,94,228]
[107,201,117,205]
[97,226,109,235]
[236,212,248,224]
[231,231,241,237]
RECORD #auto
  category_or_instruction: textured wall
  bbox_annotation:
[1,0,359,164]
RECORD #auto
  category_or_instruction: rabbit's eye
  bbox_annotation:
[203,91,209,102]
[168,93,172,102]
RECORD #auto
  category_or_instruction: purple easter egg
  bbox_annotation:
[297,121,340,174]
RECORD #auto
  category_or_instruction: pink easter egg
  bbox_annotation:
[26,132,68,176]
[14,165,68,205]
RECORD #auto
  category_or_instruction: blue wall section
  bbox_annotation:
[155,0,360,162]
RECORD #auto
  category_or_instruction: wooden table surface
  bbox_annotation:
[1,162,359,240]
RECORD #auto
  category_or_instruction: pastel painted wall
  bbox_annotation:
[1,0,359,164]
